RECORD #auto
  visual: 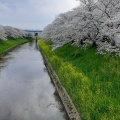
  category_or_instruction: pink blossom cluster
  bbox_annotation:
[41,0,120,55]
[0,25,27,41]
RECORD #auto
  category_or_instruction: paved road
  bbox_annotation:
[0,42,68,120]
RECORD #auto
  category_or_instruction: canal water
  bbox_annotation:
[0,42,68,120]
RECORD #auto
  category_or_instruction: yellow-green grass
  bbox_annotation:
[39,39,120,120]
[0,38,29,54]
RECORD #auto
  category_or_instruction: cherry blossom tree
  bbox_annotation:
[4,26,24,39]
[41,0,120,55]
[0,25,29,41]
[0,25,7,41]
[25,32,33,38]
[96,0,120,19]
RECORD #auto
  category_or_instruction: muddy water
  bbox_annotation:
[0,42,68,120]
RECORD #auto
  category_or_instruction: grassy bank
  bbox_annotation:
[39,40,120,120]
[0,38,29,54]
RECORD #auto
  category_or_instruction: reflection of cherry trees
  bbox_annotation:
[41,0,120,55]
[0,25,29,41]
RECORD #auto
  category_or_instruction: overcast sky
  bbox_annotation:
[0,0,79,30]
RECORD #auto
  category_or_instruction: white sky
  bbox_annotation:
[0,0,79,30]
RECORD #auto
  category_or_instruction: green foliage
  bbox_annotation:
[25,37,34,41]
[39,40,120,120]
[0,38,29,53]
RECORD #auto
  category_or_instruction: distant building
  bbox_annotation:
[24,30,42,35]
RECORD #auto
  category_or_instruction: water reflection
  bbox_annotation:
[0,42,68,120]
[35,43,39,50]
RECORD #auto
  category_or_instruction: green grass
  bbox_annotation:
[39,40,120,120]
[0,38,29,54]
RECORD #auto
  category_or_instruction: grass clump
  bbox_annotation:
[39,39,120,120]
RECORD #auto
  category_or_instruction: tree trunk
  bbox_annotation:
[111,40,115,46]
[80,39,84,45]
[92,41,97,47]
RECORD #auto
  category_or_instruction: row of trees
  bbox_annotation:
[0,25,32,41]
[41,0,120,55]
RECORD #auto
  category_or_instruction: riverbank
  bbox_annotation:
[38,39,120,120]
[0,38,30,57]
[39,42,81,120]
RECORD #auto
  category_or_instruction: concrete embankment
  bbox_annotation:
[40,48,81,120]
[0,41,28,57]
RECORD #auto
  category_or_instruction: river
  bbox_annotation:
[0,42,68,120]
